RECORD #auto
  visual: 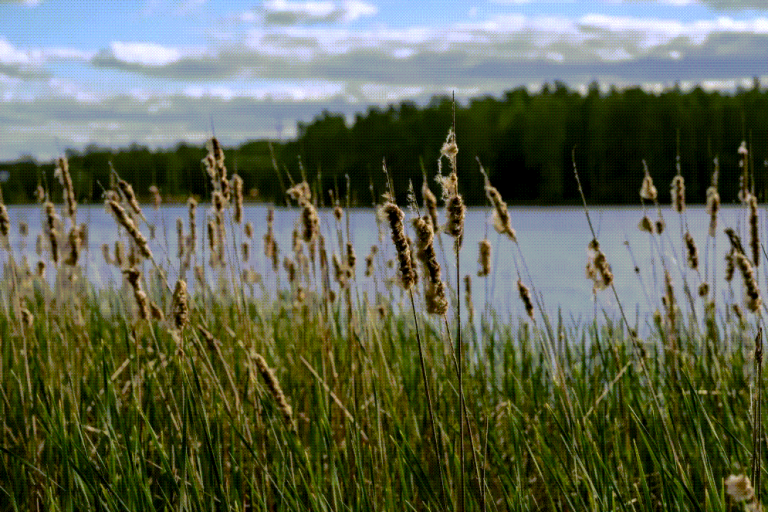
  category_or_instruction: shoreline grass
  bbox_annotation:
[0,138,765,512]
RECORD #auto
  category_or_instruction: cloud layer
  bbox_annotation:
[3,8,768,160]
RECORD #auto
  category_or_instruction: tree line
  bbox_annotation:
[2,80,768,206]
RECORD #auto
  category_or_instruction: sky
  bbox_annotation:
[0,0,767,161]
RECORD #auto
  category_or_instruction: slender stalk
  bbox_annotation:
[409,290,448,510]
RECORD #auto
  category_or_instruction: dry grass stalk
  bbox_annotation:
[287,181,311,203]
[36,261,45,278]
[301,202,319,243]
[34,185,45,203]
[750,195,760,267]
[207,219,217,265]
[726,228,746,256]
[264,208,275,259]
[586,239,613,291]
[479,162,516,241]
[35,234,43,256]
[365,245,377,277]
[739,141,751,203]
[54,156,77,223]
[149,185,161,209]
[176,218,184,259]
[477,239,491,277]
[640,163,658,201]
[707,158,720,237]
[107,200,152,260]
[517,279,534,319]
[698,282,709,297]
[735,251,761,312]
[0,203,9,240]
[150,302,164,321]
[684,232,698,270]
[116,178,142,218]
[379,202,416,290]
[18,221,27,237]
[187,197,197,247]
[44,201,60,264]
[638,215,654,233]
[253,352,295,431]
[662,270,677,336]
[114,241,124,268]
[412,215,447,315]
[333,205,343,221]
[232,174,244,224]
[242,242,250,262]
[123,267,150,320]
[655,217,665,235]
[101,244,113,265]
[671,175,685,213]
[346,242,356,272]
[171,279,189,330]
[65,226,81,266]
[244,221,254,239]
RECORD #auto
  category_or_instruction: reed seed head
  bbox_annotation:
[149,185,161,209]
[706,185,720,237]
[640,172,657,202]
[172,279,189,330]
[253,352,295,431]
[379,202,416,290]
[518,279,534,319]
[735,251,761,312]
[684,231,698,270]
[232,174,244,224]
[638,215,654,233]
[750,195,760,267]
[0,203,9,239]
[301,202,319,243]
[107,199,152,260]
[671,175,685,213]
[411,215,447,315]
[478,239,491,277]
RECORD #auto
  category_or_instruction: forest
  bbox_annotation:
[2,80,768,206]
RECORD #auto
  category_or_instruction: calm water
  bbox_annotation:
[2,204,754,328]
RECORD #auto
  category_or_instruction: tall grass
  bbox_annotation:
[0,139,764,512]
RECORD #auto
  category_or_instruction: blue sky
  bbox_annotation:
[1,0,767,160]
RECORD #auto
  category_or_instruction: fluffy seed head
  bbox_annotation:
[172,279,189,330]
[518,279,534,319]
[684,231,698,270]
[232,174,244,224]
[671,175,685,213]
[379,202,416,290]
[253,353,295,431]
[478,239,491,277]
[638,215,654,233]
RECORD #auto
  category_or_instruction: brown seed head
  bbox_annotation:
[172,279,189,330]
[379,202,416,290]
[478,238,491,277]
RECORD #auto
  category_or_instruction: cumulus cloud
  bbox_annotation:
[0,37,93,77]
[242,0,378,25]
[82,13,768,90]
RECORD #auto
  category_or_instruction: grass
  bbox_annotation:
[0,137,764,511]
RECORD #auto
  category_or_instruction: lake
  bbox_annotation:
[1,203,755,329]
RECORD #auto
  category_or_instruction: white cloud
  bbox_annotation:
[245,0,378,25]
[108,42,184,67]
